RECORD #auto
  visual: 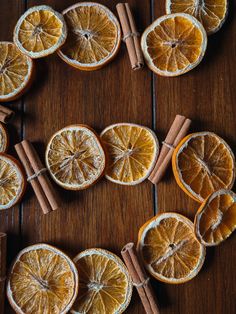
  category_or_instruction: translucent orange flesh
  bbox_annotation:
[0,125,7,152]
[101,125,157,184]
[177,134,235,200]
[47,128,104,188]
[142,217,202,280]
[18,10,63,52]
[146,16,203,73]
[61,5,118,64]
[0,43,30,97]
[0,158,21,206]
[168,0,227,33]
[9,248,76,314]
[73,252,129,313]
[197,192,236,244]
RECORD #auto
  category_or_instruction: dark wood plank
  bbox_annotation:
[21,1,153,313]
[154,1,236,313]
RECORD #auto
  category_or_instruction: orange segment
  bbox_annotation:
[14,5,67,58]
[0,42,33,102]
[166,0,228,34]
[58,2,121,71]
[0,153,26,210]
[100,123,159,185]
[194,189,236,246]
[138,212,206,284]
[0,123,8,152]
[172,132,235,202]
[141,13,207,76]
[7,244,79,314]
[45,125,106,190]
[71,248,132,313]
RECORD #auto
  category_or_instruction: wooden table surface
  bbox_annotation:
[1,0,236,313]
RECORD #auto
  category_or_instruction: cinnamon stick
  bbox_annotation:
[149,115,191,185]
[15,140,59,214]
[121,243,160,314]
[0,233,7,314]
[0,105,14,123]
[116,3,144,70]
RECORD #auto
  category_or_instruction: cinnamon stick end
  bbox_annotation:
[121,242,134,253]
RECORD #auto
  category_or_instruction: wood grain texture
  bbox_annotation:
[1,0,236,313]
[154,0,236,313]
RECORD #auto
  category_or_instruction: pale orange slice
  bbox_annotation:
[141,13,207,76]
[14,5,67,58]
[138,212,206,284]
[0,123,8,152]
[71,248,132,313]
[0,42,33,102]
[7,243,79,314]
[58,2,121,71]
[0,153,26,210]
[45,125,106,190]
[172,132,235,202]
[166,0,228,34]
[194,189,236,246]
[100,123,159,185]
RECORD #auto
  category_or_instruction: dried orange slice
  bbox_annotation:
[172,132,235,203]
[0,153,26,210]
[45,125,106,190]
[0,123,8,152]
[194,189,236,246]
[166,0,228,34]
[100,123,159,185]
[0,42,33,102]
[138,212,205,284]
[7,243,79,314]
[14,5,67,58]
[141,13,207,76]
[58,2,121,71]
[71,248,132,313]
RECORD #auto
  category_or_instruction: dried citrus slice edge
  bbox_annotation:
[172,132,236,202]
[7,243,79,314]
[58,2,121,71]
[138,212,206,284]
[0,123,9,153]
[141,13,207,77]
[0,42,34,101]
[194,189,236,246]
[45,124,106,190]
[72,248,132,314]
[100,123,159,185]
[14,5,67,58]
[165,0,228,35]
[0,153,26,210]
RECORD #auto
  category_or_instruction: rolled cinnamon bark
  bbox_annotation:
[0,233,7,314]
[149,115,191,184]
[15,140,59,214]
[116,3,144,70]
[0,105,14,123]
[121,243,160,314]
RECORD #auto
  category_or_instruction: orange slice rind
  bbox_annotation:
[45,125,106,190]
[0,123,8,153]
[172,132,235,202]
[7,243,79,314]
[58,2,121,71]
[166,0,228,34]
[71,248,132,314]
[0,153,26,210]
[141,13,207,76]
[138,212,206,284]
[0,42,33,102]
[14,5,67,58]
[100,123,159,185]
[194,189,236,246]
